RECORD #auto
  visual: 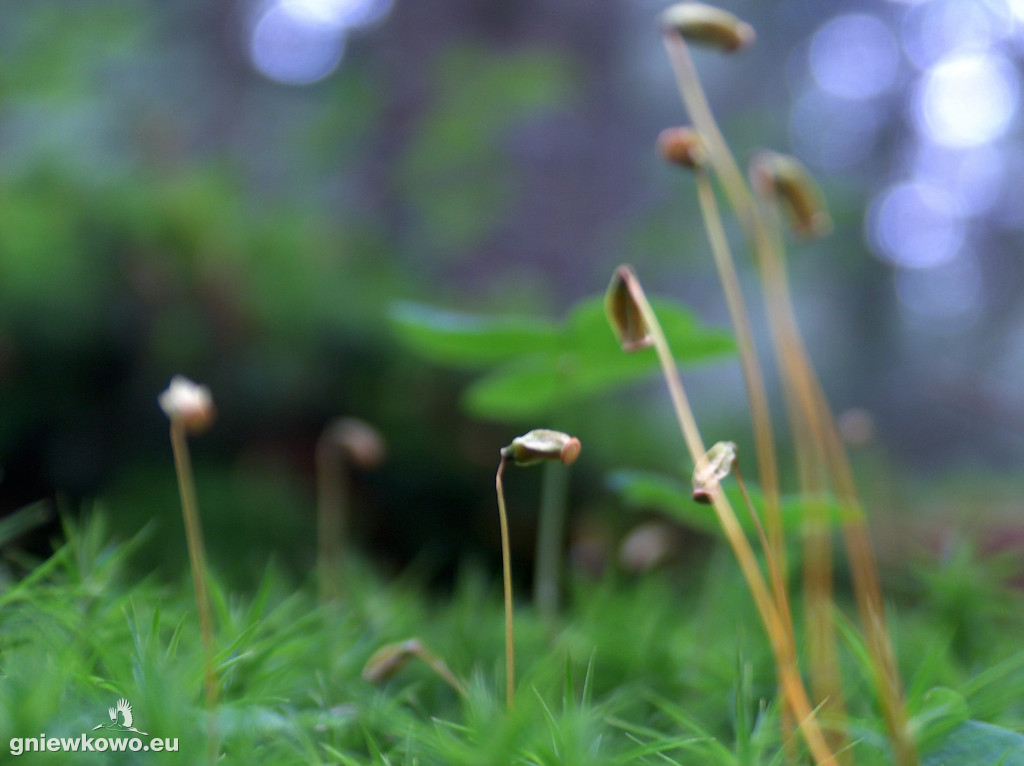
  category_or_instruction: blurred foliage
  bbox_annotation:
[607,469,844,537]
[392,295,734,421]
[0,514,1023,764]
[0,159,422,585]
[1,3,1023,763]
[1,0,1021,601]
[0,0,622,588]
[400,44,578,256]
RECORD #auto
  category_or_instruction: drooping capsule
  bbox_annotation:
[361,639,421,684]
[605,266,652,353]
[660,3,756,53]
[749,150,833,238]
[502,429,582,467]
[657,126,707,169]
[691,440,738,504]
[158,375,216,435]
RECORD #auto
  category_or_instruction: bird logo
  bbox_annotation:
[92,699,148,735]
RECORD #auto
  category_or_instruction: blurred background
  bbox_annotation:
[2,0,1023,588]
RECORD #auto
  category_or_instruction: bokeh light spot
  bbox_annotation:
[895,253,982,325]
[810,14,900,100]
[868,181,964,269]
[913,143,1005,217]
[914,52,1019,147]
[282,0,394,30]
[250,2,346,86]
[790,89,883,169]
[902,0,1012,71]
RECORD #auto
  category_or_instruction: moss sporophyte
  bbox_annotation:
[495,429,581,708]
[660,2,755,52]
[316,417,386,603]
[648,3,916,762]
[362,638,467,697]
[159,375,218,754]
[501,429,582,468]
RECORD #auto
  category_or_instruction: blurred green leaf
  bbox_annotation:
[644,298,739,360]
[564,295,736,372]
[911,686,970,753]
[609,469,719,535]
[391,303,560,368]
[923,720,1024,766]
[608,469,841,536]
[393,294,735,421]
[0,176,107,340]
[464,357,562,420]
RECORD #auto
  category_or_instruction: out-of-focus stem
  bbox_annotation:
[495,456,515,708]
[732,460,785,613]
[759,202,914,763]
[663,32,756,233]
[534,460,569,622]
[316,435,348,603]
[816,376,916,766]
[693,167,785,578]
[664,26,915,763]
[410,642,469,698]
[169,419,218,763]
[758,231,846,750]
[692,155,803,757]
[617,267,838,766]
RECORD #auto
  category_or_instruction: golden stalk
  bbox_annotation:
[661,23,915,762]
[613,266,838,766]
[169,420,217,711]
[495,456,516,709]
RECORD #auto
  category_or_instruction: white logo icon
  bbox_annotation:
[92,698,148,735]
[9,695,180,755]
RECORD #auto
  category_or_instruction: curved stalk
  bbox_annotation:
[693,166,786,583]
[616,266,838,766]
[662,26,914,763]
[495,456,516,708]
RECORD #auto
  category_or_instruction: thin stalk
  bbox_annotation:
[814,372,916,766]
[533,460,569,622]
[693,166,786,591]
[363,637,468,698]
[732,459,799,696]
[795,430,845,749]
[732,460,778,593]
[664,28,914,763]
[767,283,846,753]
[693,161,803,756]
[495,456,516,708]
[754,187,853,760]
[804,499,842,741]
[663,32,756,233]
[169,420,218,761]
[663,23,796,617]
[619,267,838,766]
[409,642,470,698]
[316,435,348,603]
[759,203,914,764]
